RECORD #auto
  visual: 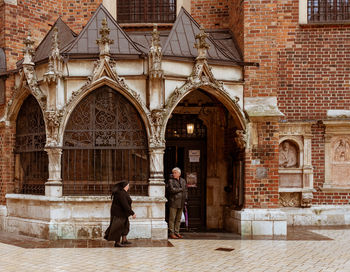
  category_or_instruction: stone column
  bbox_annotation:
[148,147,165,197]
[45,147,62,197]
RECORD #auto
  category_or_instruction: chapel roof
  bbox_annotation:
[34,17,77,63]
[161,8,241,64]
[62,4,143,57]
[24,5,242,66]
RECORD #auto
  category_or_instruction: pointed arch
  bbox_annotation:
[162,82,247,139]
[59,77,152,147]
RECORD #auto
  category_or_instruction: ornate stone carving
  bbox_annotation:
[330,136,350,186]
[279,192,301,207]
[194,26,210,60]
[23,65,47,110]
[96,18,114,58]
[301,192,313,208]
[279,140,298,168]
[23,32,35,65]
[149,109,166,147]
[45,110,63,147]
[43,27,63,84]
[21,31,47,111]
[235,130,247,150]
[149,24,163,79]
[333,138,350,162]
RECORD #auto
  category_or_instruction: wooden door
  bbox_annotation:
[165,140,206,230]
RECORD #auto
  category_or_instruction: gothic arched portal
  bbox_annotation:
[62,86,149,196]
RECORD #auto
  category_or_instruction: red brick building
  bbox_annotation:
[0,0,349,239]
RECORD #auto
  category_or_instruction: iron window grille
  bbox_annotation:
[308,0,350,23]
[15,95,48,195]
[62,87,149,196]
[117,0,176,23]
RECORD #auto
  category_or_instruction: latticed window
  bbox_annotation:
[117,0,176,23]
[62,87,149,196]
[15,95,48,195]
[308,0,350,22]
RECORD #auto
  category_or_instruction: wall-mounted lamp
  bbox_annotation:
[187,123,194,134]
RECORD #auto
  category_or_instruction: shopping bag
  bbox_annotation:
[181,211,185,223]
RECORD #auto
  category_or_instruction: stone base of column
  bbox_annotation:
[45,181,62,197]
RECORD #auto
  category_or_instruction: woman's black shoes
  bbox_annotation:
[121,240,132,245]
[114,242,125,247]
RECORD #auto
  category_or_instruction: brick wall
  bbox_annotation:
[228,0,244,54]
[61,0,101,34]
[276,1,350,205]
[244,121,280,209]
[0,124,15,205]
[3,0,102,70]
[243,0,279,97]
[0,1,4,49]
[191,0,229,29]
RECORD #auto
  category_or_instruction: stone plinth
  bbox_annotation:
[225,208,287,237]
[3,194,167,240]
[283,205,350,226]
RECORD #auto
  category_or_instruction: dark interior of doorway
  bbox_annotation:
[164,114,207,232]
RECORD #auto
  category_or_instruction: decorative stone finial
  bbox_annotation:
[149,24,163,78]
[96,18,114,58]
[44,27,63,84]
[151,24,161,49]
[51,27,60,57]
[23,31,35,65]
[194,26,210,60]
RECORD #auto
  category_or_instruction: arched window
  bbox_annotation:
[15,95,48,194]
[62,86,149,196]
[117,0,176,23]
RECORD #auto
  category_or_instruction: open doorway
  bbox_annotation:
[164,89,244,232]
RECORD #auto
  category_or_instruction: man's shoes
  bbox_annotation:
[169,234,178,239]
[114,242,125,247]
[175,233,183,238]
[121,240,132,245]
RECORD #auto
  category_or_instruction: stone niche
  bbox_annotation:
[279,123,314,207]
[323,121,350,191]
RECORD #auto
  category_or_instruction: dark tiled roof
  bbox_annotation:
[161,8,241,64]
[0,48,6,74]
[62,5,142,57]
[34,18,77,63]
[208,30,242,63]
[128,31,170,54]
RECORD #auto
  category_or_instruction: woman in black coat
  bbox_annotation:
[104,180,136,247]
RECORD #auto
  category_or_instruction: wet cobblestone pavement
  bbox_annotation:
[0,226,350,271]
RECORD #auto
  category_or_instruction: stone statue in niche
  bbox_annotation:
[334,139,350,162]
[279,141,297,168]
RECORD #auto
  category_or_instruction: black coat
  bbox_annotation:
[168,176,187,209]
[111,189,135,218]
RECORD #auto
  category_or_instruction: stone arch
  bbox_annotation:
[6,84,46,125]
[162,82,247,139]
[59,78,152,147]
